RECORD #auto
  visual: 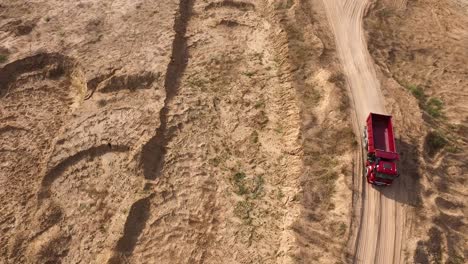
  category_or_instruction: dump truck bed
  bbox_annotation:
[373,117,393,152]
[366,113,398,160]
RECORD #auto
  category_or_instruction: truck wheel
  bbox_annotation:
[365,167,372,183]
[363,127,368,149]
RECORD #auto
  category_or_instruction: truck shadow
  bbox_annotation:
[373,138,423,207]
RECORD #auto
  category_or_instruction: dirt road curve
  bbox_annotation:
[321,0,405,263]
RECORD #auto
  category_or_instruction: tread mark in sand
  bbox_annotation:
[38,144,130,200]
[0,53,76,98]
[113,0,194,260]
[140,0,194,181]
[204,1,255,11]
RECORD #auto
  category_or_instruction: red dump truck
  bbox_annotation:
[363,113,399,186]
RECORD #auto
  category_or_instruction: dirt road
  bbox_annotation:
[321,0,405,263]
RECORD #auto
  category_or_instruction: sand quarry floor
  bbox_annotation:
[0,0,467,263]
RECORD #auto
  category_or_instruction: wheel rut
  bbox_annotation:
[38,144,130,200]
[141,0,193,181]
[113,0,194,260]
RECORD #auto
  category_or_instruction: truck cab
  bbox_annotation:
[363,113,399,186]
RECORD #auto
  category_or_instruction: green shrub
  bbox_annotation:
[406,84,425,101]
[338,222,347,236]
[425,131,448,154]
[0,54,8,63]
[406,85,444,118]
[232,172,247,195]
[425,98,444,118]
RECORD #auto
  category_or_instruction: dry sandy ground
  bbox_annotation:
[1,1,354,263]
[2,0,464,263]
[364,0,467,263]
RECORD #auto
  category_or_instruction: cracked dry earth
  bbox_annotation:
[1,0,356,263]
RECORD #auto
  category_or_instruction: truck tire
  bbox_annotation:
[365,167,371,183]
[363,127,368,149]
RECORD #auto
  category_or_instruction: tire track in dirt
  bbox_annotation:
[38,144,130,199]
[321,0,405,263]
[115,195,153,254]
[0,53,76,97]
[204,0,255,11]
[113,0,194,259]
[0,52,85,263]
[140,0,193,181]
